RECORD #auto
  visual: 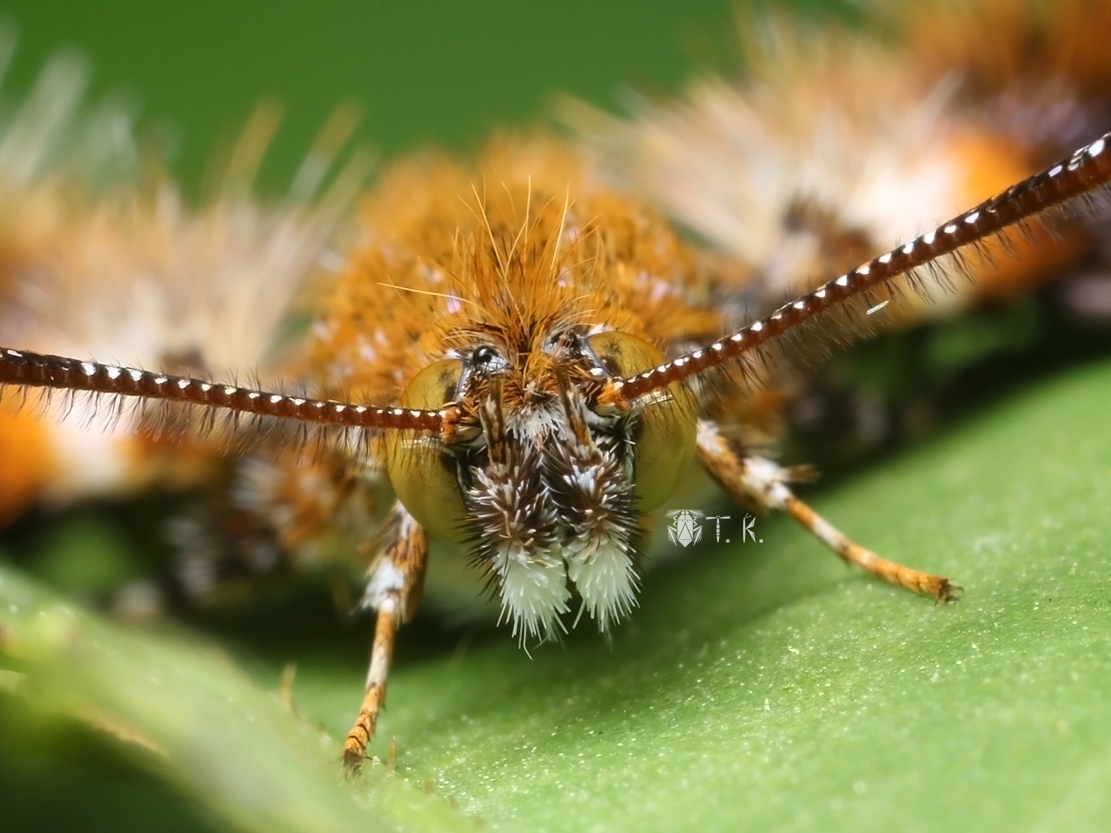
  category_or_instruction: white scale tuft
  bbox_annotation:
[493,544,571,643]
[564,531,638,633]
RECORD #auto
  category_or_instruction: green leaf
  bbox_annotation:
[343,357,1111,831]
[3,359,1111,833]
[0,568,471,833]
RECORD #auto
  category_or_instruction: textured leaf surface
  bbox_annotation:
[323,357,1111,832]
[4,358,1111,833]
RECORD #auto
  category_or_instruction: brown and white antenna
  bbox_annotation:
[2,132,1110,434]
[0,349,445,432]
[614,131,1111,401]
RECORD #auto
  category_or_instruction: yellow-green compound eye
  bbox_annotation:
[386,359,469,543]
[587,332,697,512]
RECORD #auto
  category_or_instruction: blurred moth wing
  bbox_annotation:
[565,0,1111,320]
[0,44,372,525]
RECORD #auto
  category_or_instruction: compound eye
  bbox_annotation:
[471,345,499,366]
[469,344,508,376]
[586,332,696,512]
[386,359,469,543]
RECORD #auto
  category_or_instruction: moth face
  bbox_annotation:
[386,330,696,640]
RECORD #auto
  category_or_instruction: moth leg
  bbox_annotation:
[343,502,428,772]
[696,420,958,602]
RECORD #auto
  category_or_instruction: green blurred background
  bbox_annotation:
[0,0,765,193]
[4,3,1111,832]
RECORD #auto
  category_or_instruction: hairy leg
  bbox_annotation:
[343,502,428,772]
[696,419,958,601]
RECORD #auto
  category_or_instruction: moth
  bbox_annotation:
[0,0,1109,775]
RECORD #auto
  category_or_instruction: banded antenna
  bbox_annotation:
[1,131,1110,432]
[0,349,445,432]
[614,130,1111,401]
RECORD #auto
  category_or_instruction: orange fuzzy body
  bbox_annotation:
[311,136,721,414]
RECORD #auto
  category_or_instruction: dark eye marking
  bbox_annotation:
[471,345,500,367]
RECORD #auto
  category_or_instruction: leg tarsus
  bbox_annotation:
[935,580,962,605]
[342,503,426,774]
[343,604,397,774]
[781,491,958,602]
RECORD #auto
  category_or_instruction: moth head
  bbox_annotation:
[386,329,696,641]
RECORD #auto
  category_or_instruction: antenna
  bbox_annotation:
[614,131,1111,401]
[0,348,445,432]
